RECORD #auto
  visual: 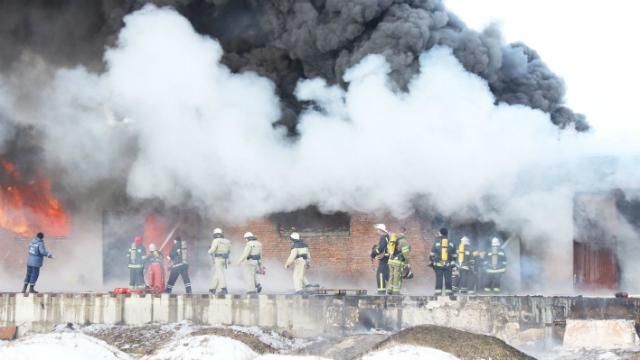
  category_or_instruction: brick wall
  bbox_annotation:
[224,213,436,291]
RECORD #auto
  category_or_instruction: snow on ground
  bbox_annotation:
[0,331,327,360]
[141,335,257,360]
[256,355,330,360]
[531,346,640,360]
[361,344,460,360]
[228,325,316,351]
[0,332,132,360]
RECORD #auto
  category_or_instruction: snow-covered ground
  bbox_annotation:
[0,332,131,360]
[0,333,459,360]
[361,345,460,360]
[256,356,329,360]
[0,331,335,360]
[226,325,314,351]
[141,335,257,360]
[6,322,637,360]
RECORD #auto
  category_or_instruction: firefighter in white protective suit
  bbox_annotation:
[237,232,263,294]
[208,228,231,295]
[284,232,318,294]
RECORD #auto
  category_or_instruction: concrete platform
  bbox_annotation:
[1,293,638,344]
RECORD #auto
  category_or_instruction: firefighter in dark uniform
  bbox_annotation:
[165,236,192,294]
[430,228,456,295]
[469,244,485,294]
[371,224,390,294]
[127,235,146,290]
[23,232,53,294]
[455,236,475,294]
[483,237,507,293]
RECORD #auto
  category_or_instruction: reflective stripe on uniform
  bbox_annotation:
[486,268,506,273]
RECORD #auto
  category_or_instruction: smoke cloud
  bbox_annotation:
[0,0,586,130]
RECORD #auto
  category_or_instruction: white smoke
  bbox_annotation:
[1,5,639,292]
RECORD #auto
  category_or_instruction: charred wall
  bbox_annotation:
[573,190,640,292]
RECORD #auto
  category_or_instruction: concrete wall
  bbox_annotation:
[1,293,638,343]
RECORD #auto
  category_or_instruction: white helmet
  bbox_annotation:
[491,237,501,247]
[290,232,300,240]
[244,232,255,239]
[213,228,223,235]
[149,243,156,252]
[374,224,387,233]
[461,236,470,245]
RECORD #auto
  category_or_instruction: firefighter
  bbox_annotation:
[145,243,165,293]
[429,228,456,295]
[386,231,411,295]
[452,262,460,293]
[469,245,484,294]
[284,232,312,294]
[127,235,146,290]
[208,228,231,295]
[370,224,390,295]
[484,237,507,293]
[237,232,263,294]
[456,236,475,294]
[22,232,53,294]
[165,236,192,294]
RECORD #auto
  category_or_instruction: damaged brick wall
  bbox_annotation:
[223,214,435,288]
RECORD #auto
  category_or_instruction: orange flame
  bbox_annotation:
[0,159,70,237]
[143,213,174,257]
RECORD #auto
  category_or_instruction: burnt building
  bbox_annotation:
[573,190,640,292]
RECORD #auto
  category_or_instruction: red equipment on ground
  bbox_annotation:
[113,288,144,295]
[113,288,129,295]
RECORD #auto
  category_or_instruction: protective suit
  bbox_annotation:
[166,237,192,294]
[145,244,165,293]
[483,238,507,293]
[127,235,146,290]
[208,228,231,295]
[430,228,456,295]
[285,233,311,293]
[237,232,263,294]
[386,232,411,295]
[455,237,475,294]
[371,224,390,294]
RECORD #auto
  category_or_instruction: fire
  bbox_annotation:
[0,159,70,237]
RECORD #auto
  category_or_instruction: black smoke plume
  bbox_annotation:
[0,0,587,132]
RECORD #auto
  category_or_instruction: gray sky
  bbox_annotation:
[445,0,640,148]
